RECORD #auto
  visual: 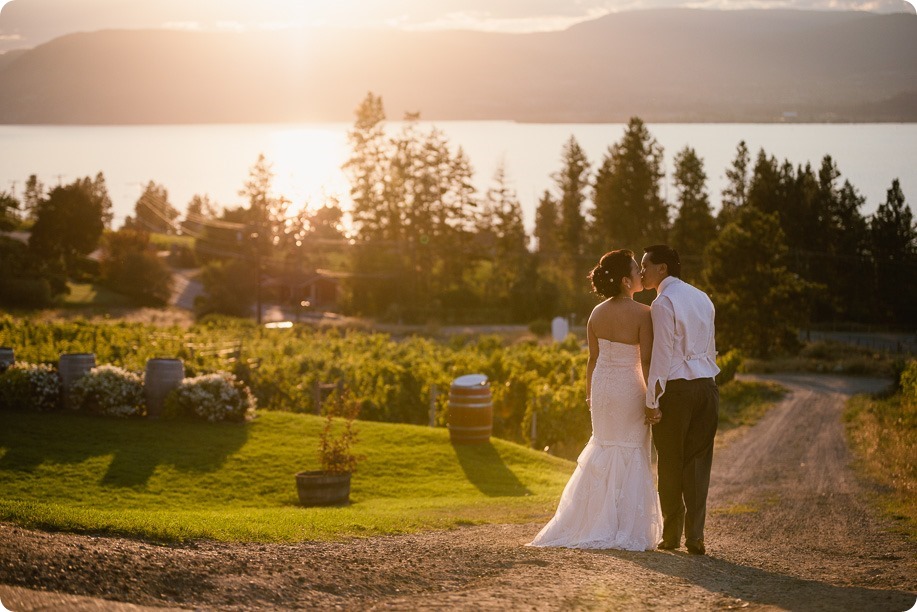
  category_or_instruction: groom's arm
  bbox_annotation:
[646,296,676,411]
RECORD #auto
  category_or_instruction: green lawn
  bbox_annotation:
[63,282,137,308]
[0,380,784,543]
[0,410,572,542]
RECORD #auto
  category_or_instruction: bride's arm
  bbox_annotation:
[585,317,598,407]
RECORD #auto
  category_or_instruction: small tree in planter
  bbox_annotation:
[296,389,363,506]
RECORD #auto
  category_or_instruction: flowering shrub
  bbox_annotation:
[164,372,256,422]
[69,365,145,418]
[0,362,60,412]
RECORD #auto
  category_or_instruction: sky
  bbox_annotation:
[0,0,915,51]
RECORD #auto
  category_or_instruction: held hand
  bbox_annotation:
[644,407,661,426]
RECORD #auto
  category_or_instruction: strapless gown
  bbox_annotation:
[528,340,663,551]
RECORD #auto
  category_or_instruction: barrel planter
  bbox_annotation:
[295,471,351,506]
[447,374,493,445]
[144,358,184,418]
[58,353,95,409]
[0,347,13,373]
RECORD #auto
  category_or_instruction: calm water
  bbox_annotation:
[0,122,914,229]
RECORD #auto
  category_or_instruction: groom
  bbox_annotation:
[640,245,719,555]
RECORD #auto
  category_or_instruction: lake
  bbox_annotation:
[0,122,914,230]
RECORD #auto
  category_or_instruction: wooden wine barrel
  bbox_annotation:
[144,358,184,418]
[0,347,13,372]
[58,353,95,409]
[448,374,493,445]
[295,471,351,506]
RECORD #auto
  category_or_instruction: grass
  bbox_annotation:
[844,392,917,541]
[0,410,572,543]
[62,282,137,308]
[718,380,787,431]
[744,340,900,378]
[0,378,785,544]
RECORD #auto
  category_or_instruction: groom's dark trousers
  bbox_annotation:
[652,377,719,548]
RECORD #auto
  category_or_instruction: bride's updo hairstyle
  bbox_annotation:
[589,249,634,299]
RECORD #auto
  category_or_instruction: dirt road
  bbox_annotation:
[1,373,914,611]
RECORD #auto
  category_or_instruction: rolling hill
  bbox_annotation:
[0,8,915,124]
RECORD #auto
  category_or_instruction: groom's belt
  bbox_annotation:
[665,377,716,388]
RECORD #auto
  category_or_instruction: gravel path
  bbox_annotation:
[1,373,915,611]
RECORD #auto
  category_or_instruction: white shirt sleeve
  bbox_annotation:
[646,295,676,409]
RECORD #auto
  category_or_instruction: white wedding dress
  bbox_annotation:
[529,340,663,551]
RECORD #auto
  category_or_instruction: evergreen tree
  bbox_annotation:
[343,92,390,241]
[592,117,668,253]
[534,190,559,256]
[132,181,180,234]
[670,146,716,279]
[22,174,45,221]
[719,140,749,229]
[870,179,916,325]
[554,136,590,267]
[0,190,18,231]
[474,163,530,317]
[703,206,811,357]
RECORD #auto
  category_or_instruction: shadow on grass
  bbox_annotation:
[588,547,915,611]
[0,411,247,487]
[452,442,531,497]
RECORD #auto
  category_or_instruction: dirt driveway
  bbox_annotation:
[1,373,914,611]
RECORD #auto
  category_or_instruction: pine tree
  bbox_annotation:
[870,179,917,325]
[133,181,180,234]
[534,190,559,256]
[343,92,390,241]
[592,117,668,253]
[553,136,590,266]
[703,206,811,357]
[670,146,715,279]
[719,140,749,229]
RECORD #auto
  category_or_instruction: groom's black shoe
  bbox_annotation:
[686,541,706,555]
[657,540,680,550]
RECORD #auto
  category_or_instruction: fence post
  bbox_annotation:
[429,384,438,427]
[313,380,321,415]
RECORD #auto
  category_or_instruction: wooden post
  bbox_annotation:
[313,380,322,415]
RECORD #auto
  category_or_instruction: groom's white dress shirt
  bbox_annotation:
[646,276,720,409]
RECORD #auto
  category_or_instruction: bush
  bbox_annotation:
[194,259,257,319]
[716,349,743,386]
[164,372,256,422]
[69,365,145,417]
[101,229,173,305]
[0,362,60,412]
[899,360,917,406]
[528,319,550,337]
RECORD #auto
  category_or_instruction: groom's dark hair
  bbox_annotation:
[644,244,682,278]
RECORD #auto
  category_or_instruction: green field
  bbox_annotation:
[0,410,572,542]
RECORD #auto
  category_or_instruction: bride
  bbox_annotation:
[529,249,663,551]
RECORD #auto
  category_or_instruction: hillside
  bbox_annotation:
[0,409,572,542]
[0,9,915,123]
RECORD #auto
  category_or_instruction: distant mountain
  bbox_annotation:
[0,9,915,124]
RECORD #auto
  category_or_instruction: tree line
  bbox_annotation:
[1,91,914,357]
